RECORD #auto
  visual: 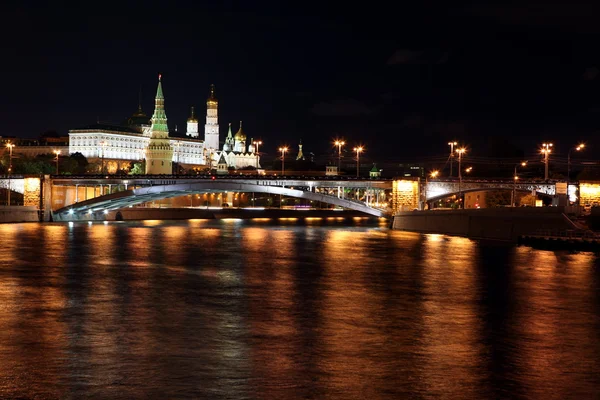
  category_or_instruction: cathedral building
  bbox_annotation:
[216,121,261,170]
[68,76,259,173]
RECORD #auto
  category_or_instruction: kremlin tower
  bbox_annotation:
[145,75,174,174]
[204,84,220,150]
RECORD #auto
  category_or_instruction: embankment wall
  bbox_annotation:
[392,208,577,241]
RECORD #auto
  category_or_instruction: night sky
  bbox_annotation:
[4,1,600,161]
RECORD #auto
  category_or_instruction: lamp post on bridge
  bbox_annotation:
[53,149,61,175]
[334,139,345,173]
[456,147,466,208]
[448,141,457,177]
[353,146,364,178]
[99,140,107,174]
[279,146,288,175]
[567,143,585,184]
[425,170,439,210]
[541,142,552,181]
[255,140,262,172]
[512,161,527,207]
[6,142,14,206]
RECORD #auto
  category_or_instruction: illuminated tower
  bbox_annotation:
[296,139,305,160]
[204,84,219,150]
[223,123,234,152]
[145,74,173,174]
[186,106,199,138]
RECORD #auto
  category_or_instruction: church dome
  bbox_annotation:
[234,121,246,141]
[124,107,150,128]
[187,106,198,123]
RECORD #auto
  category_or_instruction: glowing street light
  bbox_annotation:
[279,146,288,175]
[5,142,14,206]
[99,140,107,174]
[540,142,553,180]
[465,166,473,174]
[255,140,262,170]
[353,146,364,177]
[424,170,440,210]
[512,161,527,207]
[456,147,466,208]
[448,141,457,177]
[53,149,61,175]
[334,139,345,172]
[567,143,585,183]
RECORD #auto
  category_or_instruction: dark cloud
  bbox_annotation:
[311,98,375,117]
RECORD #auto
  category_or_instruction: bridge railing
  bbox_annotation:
[50,174,394,181]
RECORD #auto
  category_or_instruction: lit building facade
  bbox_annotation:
[68,78,259,172]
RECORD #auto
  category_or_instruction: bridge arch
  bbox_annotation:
[52,181,386,220]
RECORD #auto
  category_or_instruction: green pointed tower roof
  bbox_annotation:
[370,164,379,172]
[156,74,164,99]
[150,74,169,137]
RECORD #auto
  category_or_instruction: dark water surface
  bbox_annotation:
[1,219,599,399]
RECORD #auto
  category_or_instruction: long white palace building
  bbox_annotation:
[68,77,260,173]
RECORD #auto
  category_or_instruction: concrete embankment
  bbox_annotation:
[0,206,40,223]
[392,208,578,242]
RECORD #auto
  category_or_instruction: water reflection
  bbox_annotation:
[0,220,598,398]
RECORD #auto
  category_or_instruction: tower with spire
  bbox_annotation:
[145,74,174,174]
[204,84,220,150]
[186,106,199,138]
[223,123,234,152]
[296,139,305,160]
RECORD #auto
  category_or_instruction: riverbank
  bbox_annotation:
[0,206,40,223]
[392,207,579,242]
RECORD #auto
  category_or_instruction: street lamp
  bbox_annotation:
[512,161,527,207]
[456,147,466,208]
[465,166,472,174]
[353,146,364,177]
[448,141,457,177]
[5,142,14,206]
[53,149,61,175]
[255,140,262,171]
[334,139,345,172]
[424,170,439,210]
[279,146,288,175]
[99,140,107,174]
[540,142,553,180]
[174,141,181,175]
[567,143,585,183]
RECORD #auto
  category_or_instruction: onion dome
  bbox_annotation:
[187,106,198,123]
[206,84,218,107]
[234,121,246,141]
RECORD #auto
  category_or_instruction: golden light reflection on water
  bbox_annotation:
[418,235,486,397]
[508,248,599,399]
[0,221,599,398]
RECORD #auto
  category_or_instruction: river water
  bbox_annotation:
[0,219,599,399]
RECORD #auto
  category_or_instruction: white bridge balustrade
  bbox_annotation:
[424,179,557,201]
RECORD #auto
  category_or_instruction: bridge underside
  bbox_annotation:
[53,181,387,220]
